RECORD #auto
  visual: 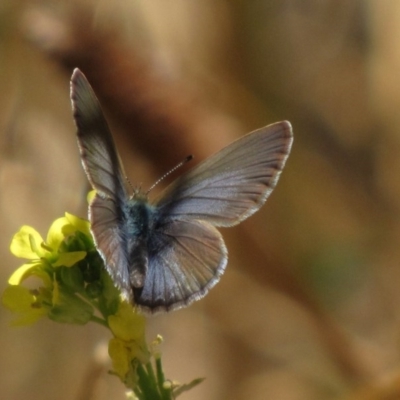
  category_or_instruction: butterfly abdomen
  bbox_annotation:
[123,198,156,289]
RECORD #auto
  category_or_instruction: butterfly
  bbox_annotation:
[70,68,293,314]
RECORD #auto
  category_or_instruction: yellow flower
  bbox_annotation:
[108,302,149,386]
[108,302,146,343]
[2,210,203,397]
[2,286,48,326]
[9,213,89,285]
[3,213,96,326]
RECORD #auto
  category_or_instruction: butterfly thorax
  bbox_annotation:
[122,197,156,289]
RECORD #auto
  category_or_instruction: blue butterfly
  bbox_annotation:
[70,68,293,314]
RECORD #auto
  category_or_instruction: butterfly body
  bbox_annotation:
[70,68,293,314]
[122,195,155,289]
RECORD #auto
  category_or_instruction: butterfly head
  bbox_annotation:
[129,185,149,202]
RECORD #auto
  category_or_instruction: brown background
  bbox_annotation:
[2,1,400,399]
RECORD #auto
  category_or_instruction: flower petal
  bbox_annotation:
[2,285,47,326]
[46,217,70,250]
[10,226,44,259]
[8,262,41,285]
[108,302,146,342]
[87,190,96,204]
[53,251,86,267]
[65,212,91,237]
[108,337,131,379]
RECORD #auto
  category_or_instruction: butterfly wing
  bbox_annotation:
[70,69,132,298]
[138,122,292,312]
[135,219,227,313]
[70,69,127,200]
[154,121,293,227]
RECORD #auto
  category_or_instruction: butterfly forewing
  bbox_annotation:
[136,219,227,313]
[154,121,293,227]
[70,69,127,201]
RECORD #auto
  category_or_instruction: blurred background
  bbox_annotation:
[2,1,400,399]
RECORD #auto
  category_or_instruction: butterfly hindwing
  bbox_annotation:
[135,219,227,313]
[90,195,131,299]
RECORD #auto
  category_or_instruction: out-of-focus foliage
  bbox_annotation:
[1,1,400,399]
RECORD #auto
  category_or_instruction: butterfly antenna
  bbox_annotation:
[125,175,134,192]
[146,155,193,195]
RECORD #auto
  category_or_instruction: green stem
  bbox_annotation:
[133,387,145,400]
[156,356,172,400]
[145,361,157,387]
[137,363,160,400]
[78,293,108,322]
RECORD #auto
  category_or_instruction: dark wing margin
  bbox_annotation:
[154,121,293,227]
[134,219,227,314]
[70,68,127,200]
